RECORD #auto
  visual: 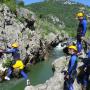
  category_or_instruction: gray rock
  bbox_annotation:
[25,55,82,90]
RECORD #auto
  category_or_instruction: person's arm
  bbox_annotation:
[68,56,77,75]
[0,49,4,53]
[82,20,87,36]
[4,48,15,53]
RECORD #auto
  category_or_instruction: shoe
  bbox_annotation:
[27,79,30,86]
[5,76,10,80]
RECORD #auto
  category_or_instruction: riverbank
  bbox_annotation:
[25,53,85,90]
[25,56,66,90]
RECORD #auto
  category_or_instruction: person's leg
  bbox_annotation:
[20,70,28,79]
[69,79,74,90]
[5,67,12,80]
[83,70,89,89]
[7,68,12,77]
[64,79,69,90]
[69,83,74,90]
[68,75,75,90]
[77,41,82,53]
[77,35,82,53]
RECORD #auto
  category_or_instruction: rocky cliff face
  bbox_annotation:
[0,4,68,69]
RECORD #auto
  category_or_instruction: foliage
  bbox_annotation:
[36,18,61,37]
[16,0,24,8]
[0,0,24,13]
[86,22,90,38]
[26,1,89,37]
[2,59,12,68]
[3,0,16,13]
[0,0,3,3]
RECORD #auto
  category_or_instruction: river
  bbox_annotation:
[0,44,64,90]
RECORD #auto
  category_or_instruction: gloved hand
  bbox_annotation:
[64,74,69,80]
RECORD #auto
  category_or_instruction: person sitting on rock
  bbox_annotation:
[4,59,28,81]
[65,45,78,90]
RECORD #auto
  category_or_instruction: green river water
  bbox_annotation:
[0,44,64,90]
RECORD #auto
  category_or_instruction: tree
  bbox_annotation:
[16,0,24,7]
[0,0,4,3]
[4,0,16,12]
[18,1,24,7]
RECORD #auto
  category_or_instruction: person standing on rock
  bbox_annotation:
[65,45,78,90]
[76,12,87,54]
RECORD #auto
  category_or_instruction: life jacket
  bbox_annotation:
[77,20,83,36]
[12,48,20,60]
[77,17,87,36]
[68,54,78,74]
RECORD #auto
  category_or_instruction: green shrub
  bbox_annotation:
[2,59,12,68]
[4,0,16,13]
[17,1,24,7]
[1,0,25,13]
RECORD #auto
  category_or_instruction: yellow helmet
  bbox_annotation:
[13,59,24,69]
[12,42,19,48]
[77,12,84,17]
[68,45,77,51]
